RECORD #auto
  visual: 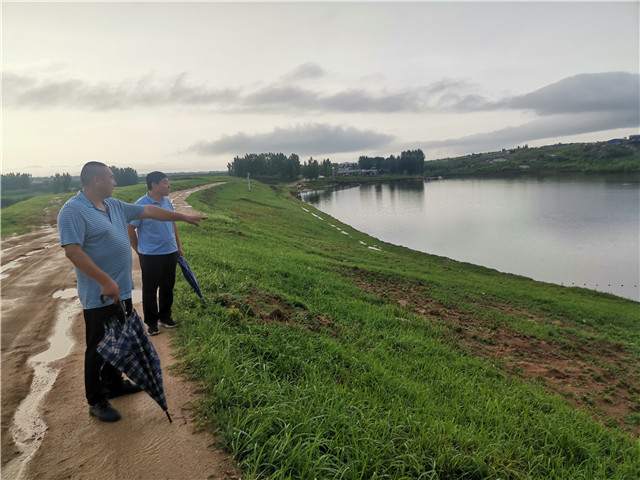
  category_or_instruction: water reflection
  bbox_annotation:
[301,175,639,301]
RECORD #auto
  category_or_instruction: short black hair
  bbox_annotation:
[146,171,167,190]
[80,161,108,186]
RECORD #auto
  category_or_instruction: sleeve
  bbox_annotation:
[128,197,145,226]
[57,205,86,247]
[120,200,146,223]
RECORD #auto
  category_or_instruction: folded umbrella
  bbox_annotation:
[97,299,172,422]
[177,254,204,300]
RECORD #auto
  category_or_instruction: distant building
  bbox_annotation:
[628,135,640,144]
[336,168,378,177]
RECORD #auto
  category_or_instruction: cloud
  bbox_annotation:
[240,85,424,113]
[183,123,395,156]
[2,66,490,114]
[2,71,239,110]
[279,62,327,82]
[4,68,637,121]
[499,72,639,116]
[420,109,638,154]
[413,72,640,155]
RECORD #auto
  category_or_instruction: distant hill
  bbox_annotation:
[423,139,640,177]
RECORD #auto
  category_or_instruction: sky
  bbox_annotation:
[2,1,639,177]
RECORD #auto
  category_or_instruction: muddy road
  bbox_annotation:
[1,183,241,479]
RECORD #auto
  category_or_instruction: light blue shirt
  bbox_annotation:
[129,193,178,255]
[58,191,145,310]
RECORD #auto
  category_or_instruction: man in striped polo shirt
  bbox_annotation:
[58,162,207,422]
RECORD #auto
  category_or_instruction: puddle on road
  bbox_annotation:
[131,289,142,304]
[52,288,78,300]
[0,251,40,280]
[3,295,78,480]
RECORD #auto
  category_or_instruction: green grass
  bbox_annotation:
[170,178,640,479]
[0,192,75,237]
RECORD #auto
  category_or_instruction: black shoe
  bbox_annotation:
[148,324,159,336]
[159,318,177,328]
[89,400,121,422]
[107,379,142,399]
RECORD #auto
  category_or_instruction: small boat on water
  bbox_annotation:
[424,176,444,182]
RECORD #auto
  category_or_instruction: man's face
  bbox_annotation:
[96,167,116,198]
[153,177,171,196]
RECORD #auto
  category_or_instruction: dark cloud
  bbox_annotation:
[279,62,326,82]
[241,86,424,113]
[421,109,638,154]
[2,72,239,110]
[321,89,422,113]
[412,72,640,154]
[242,85,319,110]
[4,68,637,121]
[184,123,394,156]
[499,72,639,116]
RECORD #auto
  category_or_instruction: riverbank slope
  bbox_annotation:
[172,177,639,479]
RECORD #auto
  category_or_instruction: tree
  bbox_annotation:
[228,152,301,180]
[320,159,333,177]
[110,166,138,186]
[302,157,321,180]
[1,172,32,190]
[359,156,376,170]
[50,172,72,193]
[284,154,301,180]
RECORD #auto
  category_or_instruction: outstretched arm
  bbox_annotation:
[62,243,120,301]
[136,205,207,226]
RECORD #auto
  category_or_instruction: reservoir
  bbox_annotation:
[300,175,639,302]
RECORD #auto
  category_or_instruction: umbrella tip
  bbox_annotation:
[166,410,173,423]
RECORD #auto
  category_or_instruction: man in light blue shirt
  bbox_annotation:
[58,162,206,422]
[128,172,182,336]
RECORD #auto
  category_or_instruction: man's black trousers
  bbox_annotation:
[139,251,178,327]
[83,299,132,406]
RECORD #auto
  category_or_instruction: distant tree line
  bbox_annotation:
[1,172,33,190]
[50,173,73,193]
[2,165,139,209]
[227,153,302,181]
[358,149,425,175]
[423,141,640,177]
[2,171,75,208]
[1,172,73,193]
[110,166,139,186]
[301,158,334,180]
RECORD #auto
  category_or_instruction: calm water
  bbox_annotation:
[301,175,640,302]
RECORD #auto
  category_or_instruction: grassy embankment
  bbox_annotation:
[170,177,639,479]
[422,142,640,177]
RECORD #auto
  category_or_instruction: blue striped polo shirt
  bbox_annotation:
[58,191,145,310]
[128,193,178,255]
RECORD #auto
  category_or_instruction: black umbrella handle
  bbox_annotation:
[100,295,127,322]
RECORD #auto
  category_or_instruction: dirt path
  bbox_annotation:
[1,183,242,479]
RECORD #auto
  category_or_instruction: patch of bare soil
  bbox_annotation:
[218,288,343,337]
[347,267,640,438]
[2,183,242,479]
